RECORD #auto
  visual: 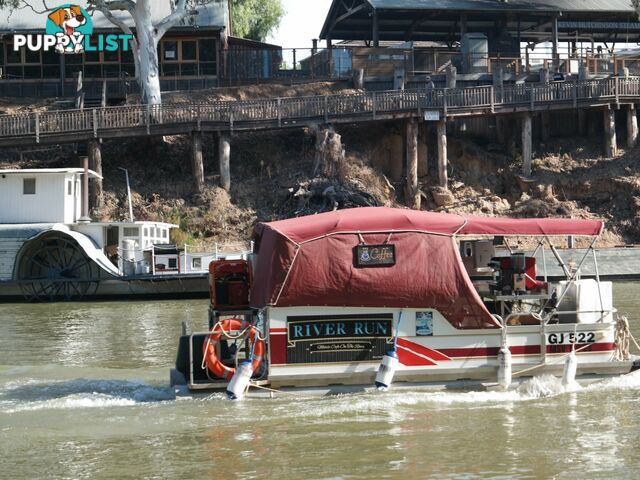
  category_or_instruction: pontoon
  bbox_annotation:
[171,207,640,398]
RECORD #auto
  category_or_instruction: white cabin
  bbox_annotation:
[0,168,98,224]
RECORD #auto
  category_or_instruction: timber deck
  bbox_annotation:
[0,77,638,147]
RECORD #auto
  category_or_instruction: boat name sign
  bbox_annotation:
[354,244,396,268]
[288,318,392,343]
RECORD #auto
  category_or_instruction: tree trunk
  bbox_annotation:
[135,1,162,105]
[313,126,345,178]
[406,119,420,209]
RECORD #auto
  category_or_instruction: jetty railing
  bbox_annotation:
[0,77,637,144]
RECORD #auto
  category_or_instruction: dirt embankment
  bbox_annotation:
[1,81,639,248]
[130,81,362,104]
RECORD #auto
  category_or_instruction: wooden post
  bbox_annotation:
[522,112,533,177]
[446,65,457,89]
[218,132,231,191]
[191,132,205,194]
[627,104,638,149]
[493,66,503,103]
[406,118,420,209]
[437,118,448,188]
[372,10,379,48]
[539,67,550,85]
[88,139,103,209]
[353,68,364,89]
[80,155,90,221]
[327,37,333,77]
[552,16,559,72]
[75,71,83,109]
[604,107,617,157]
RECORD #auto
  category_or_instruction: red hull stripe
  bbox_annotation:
[396,344,437,366]
[439,342,615,358]
[396,338,452,361]
[270,328,287,334]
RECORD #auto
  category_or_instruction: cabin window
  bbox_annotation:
[182,41,197,61]
[198,38,217,75]
[192,257,202,269]
[168,258,177,269]
[162,229,168,239]
[67,180,72,195]
[123,227,140,237]
[199,39,216,61]
[23,178,36,195]
[161,38,214,77]
[5,44,42,79]
[6,44,21,64]
[150,227,156,238]
[143,228,148,237]
[163,41,178,60]
[42,49,61,78]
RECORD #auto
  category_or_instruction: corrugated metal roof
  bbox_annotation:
[367,0,634,13]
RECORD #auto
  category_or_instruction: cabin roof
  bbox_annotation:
[0,168,101,178]
[0,1,228,33]
[321,0,639,42]
[365,0,633,13]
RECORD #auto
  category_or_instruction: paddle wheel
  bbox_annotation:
[15,231,100,302]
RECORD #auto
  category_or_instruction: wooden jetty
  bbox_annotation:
[0,77,638,204]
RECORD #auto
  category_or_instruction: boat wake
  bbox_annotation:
[0,378,176,413]
[257,370,640,420]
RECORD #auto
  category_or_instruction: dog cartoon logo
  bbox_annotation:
[45,4,93,54]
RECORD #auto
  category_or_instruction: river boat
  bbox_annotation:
[0,168,247,301]
[170,207,640,398]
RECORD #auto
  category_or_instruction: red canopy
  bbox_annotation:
[250,208,604,329]
[258,207,604,244]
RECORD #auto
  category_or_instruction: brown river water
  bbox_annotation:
[1,283,640,479]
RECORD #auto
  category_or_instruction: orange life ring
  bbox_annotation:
[202,318,265,381]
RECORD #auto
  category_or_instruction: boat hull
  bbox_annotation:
[173,306,639,395]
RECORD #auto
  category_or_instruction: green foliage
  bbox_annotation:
[231,0,284,42]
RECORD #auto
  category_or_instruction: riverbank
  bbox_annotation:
[1,84,639,248]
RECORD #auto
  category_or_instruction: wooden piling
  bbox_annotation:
[522,113,533,177]
[406,118,420,209]
[191,132,205,194]
[87,139,103,209]
[437,118,448,188]
[218,132,231,191]
[627,104,638,149]
[604,107,617,157]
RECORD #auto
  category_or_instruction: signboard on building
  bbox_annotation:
[424,111,440,121]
